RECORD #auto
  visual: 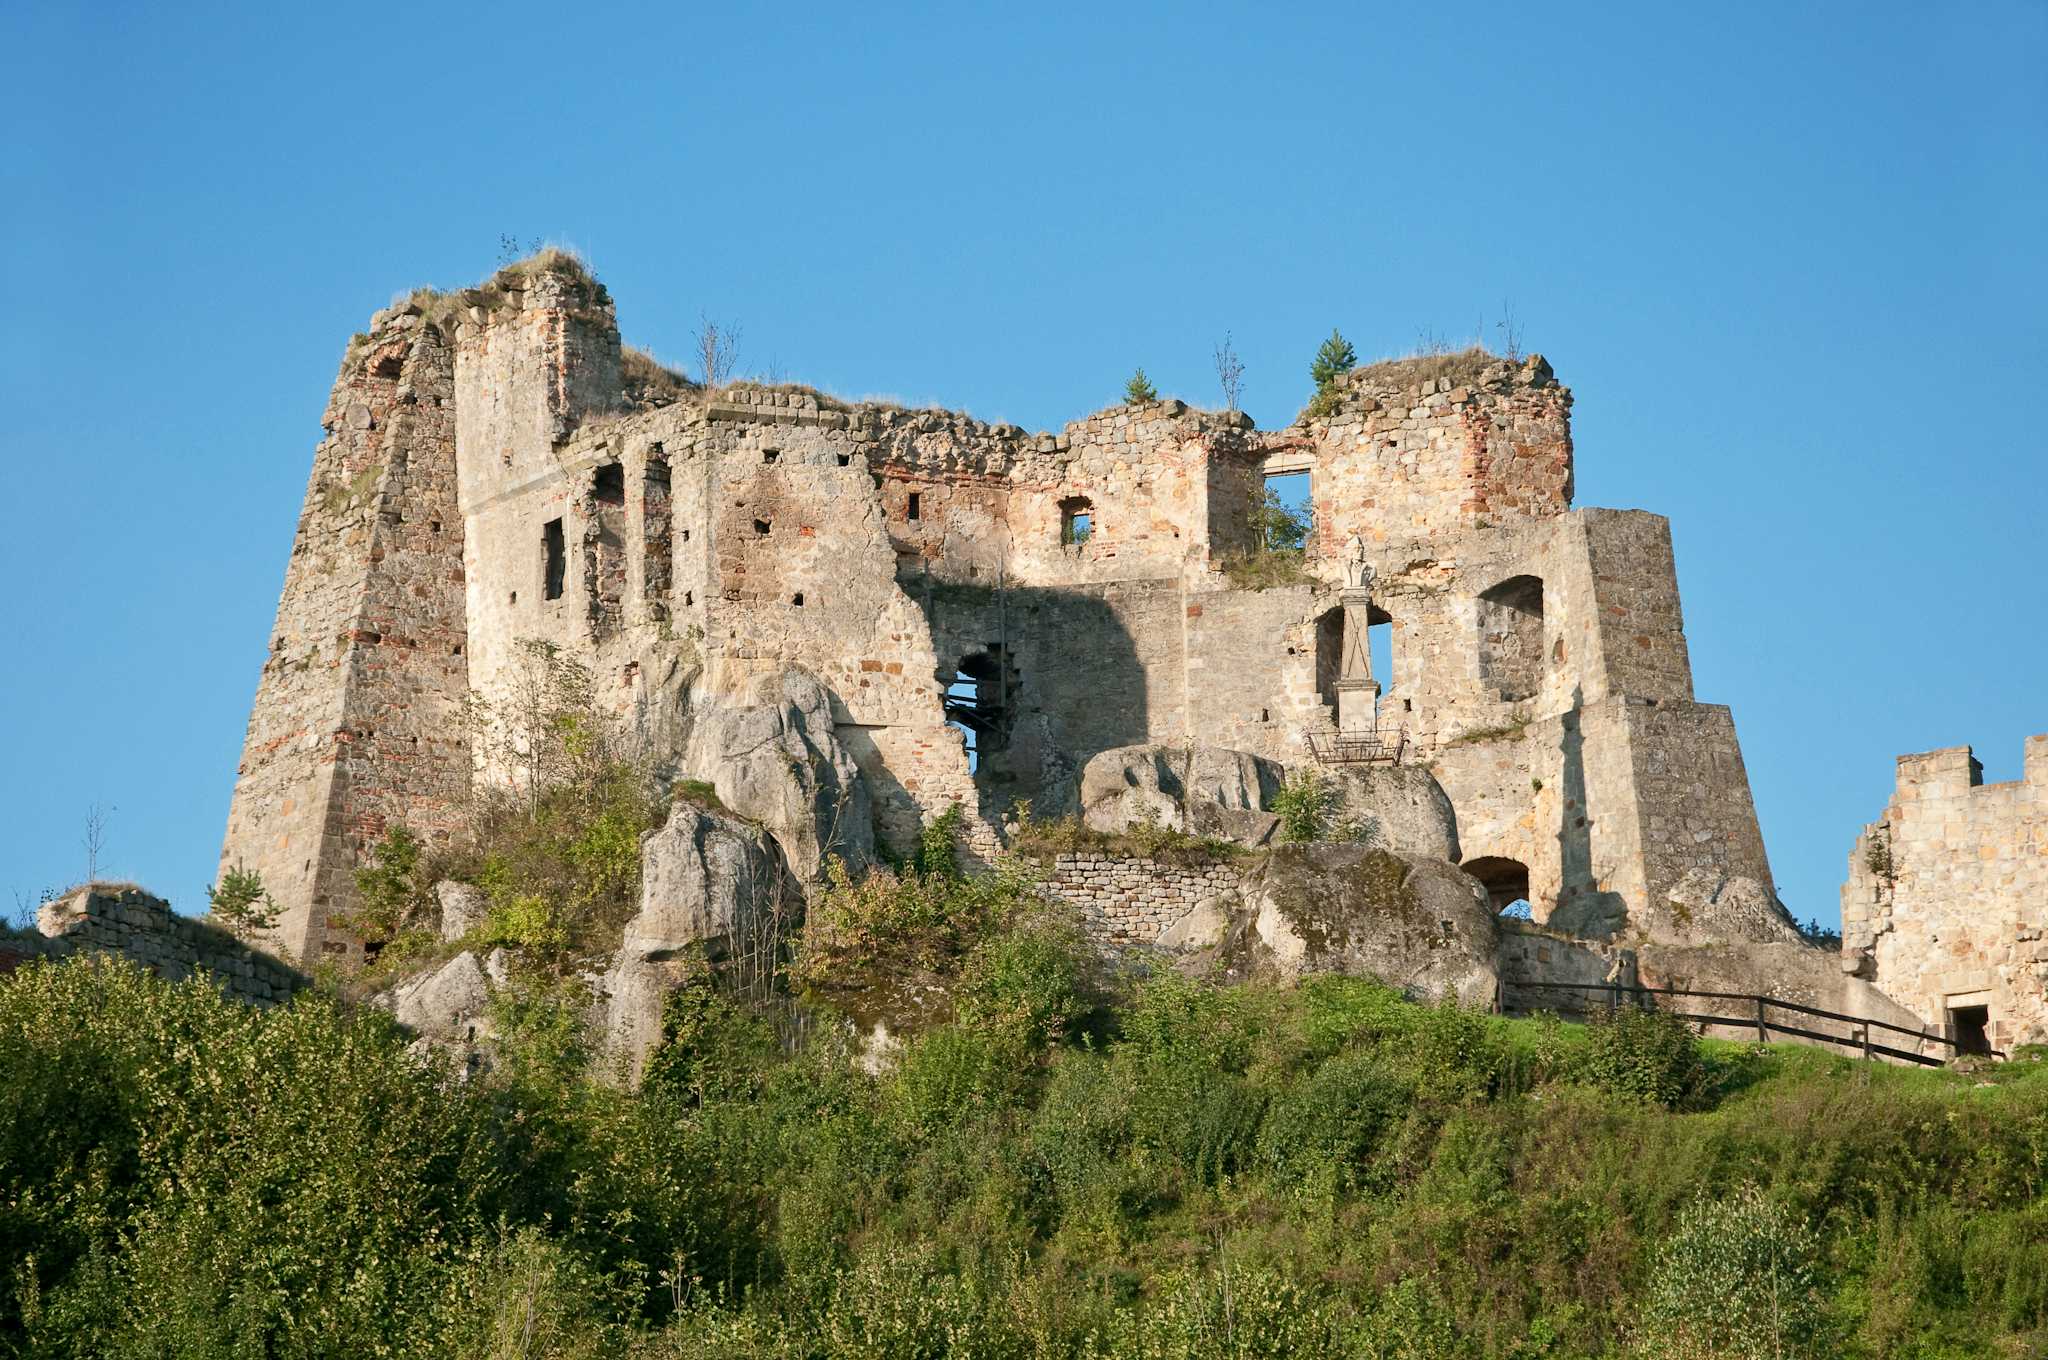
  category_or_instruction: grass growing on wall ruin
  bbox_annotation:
[3,933,2045,1357]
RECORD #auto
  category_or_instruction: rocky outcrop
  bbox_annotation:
[1077,744,1462,861]
[603,801,797,1083]
[684,667,872,881]
[1319,764,1461,862]
[1080,743,1283,846]
[1635,869,1803,946]
[391,950,491,1045]
[1230,847,1500,1006]
[435,880,488,942]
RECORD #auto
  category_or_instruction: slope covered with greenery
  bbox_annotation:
[2,912,2043,1359]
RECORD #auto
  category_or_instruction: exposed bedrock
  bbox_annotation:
[605,800,798,1083]
[1226,846,1501,1006]
[683,666,873,881]
[1077,743,1459,860]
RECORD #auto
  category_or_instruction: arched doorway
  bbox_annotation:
[1463,855,1532,919]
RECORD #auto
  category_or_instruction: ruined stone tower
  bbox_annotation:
[224,254,1783,963]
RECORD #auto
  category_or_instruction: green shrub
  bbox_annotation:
[1123,368,1158,404]
[1272,767,1334,843]
[346,823,428,942]
[954,921,1089,1048]
[1637,1183,1831,1359]
[1579,1005,1707,1109]
[1258,1049,1409,1192]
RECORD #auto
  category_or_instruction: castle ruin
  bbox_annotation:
[216,252,2033,1055]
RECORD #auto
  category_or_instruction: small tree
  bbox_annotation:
[1213,333,1245,414]
[694,314,741,392]
[208,863,280,934]
[348,825,427,943]
[1123,368,1158,404]
[1257,486,1308,553]
[1309,329,1357,392]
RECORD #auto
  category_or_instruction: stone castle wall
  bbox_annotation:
[1842,736,2048,1050]
[224,256,1781,966]
[17,886,304,1005]
[219,306,472,962]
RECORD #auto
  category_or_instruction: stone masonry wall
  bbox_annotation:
[221,303,472,963]
[1040,852,1238,951]
[227,256,1780,967]
[22,885,304,1005]
[1842,736,2048,1050]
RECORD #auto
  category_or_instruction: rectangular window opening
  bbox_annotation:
[1260,470,1311,552]
[542,518,565,600]
[907,491,922,521]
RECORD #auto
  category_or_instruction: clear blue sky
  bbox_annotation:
[3,2,2043,929]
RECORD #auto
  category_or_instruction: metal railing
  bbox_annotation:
[1501,980,1997,1067]
[1304,727,1407,766]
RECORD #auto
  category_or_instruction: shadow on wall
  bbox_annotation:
[906,579,1153,818]
[1550,685,1628,936]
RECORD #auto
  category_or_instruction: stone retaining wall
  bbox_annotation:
[16,885,304,1005]
[1041,851,1239,950]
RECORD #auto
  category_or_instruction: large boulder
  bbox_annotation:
[604,801,796,1083]
[1077,745,1461,860]
[391,950,492,1045]
[1319,764,1461,861]
[1233,846,1500,1006]
[684,667,872,881]
[1080,743,1284,846]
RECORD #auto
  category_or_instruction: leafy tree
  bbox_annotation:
[1639,1184,1831,1359]
[1123,368,1158,404]
[347,824,427,942]
[1257,485,1309,552]
[205,862,278,934]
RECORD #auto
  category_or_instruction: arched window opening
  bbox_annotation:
[1464,855,1532,918]
[944,648,1017,772]
[1477,574,1544,702]
[1059,496,1094,546]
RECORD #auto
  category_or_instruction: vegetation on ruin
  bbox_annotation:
[1007,809,1245,866]
[1217,485,1312,590]
[1445,717,1533,748]
[1123,368,1159,404]
[4,937,2045,1358]
[203,861,278,935]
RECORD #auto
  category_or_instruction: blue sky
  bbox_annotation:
[3,2,2043,928]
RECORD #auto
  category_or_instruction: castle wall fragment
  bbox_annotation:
[1842,736,2048,1050]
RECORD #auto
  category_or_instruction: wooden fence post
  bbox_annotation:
[1754,996,1767,1044]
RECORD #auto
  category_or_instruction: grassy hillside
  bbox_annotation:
[1,932,2042,1359]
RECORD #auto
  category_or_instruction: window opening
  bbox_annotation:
[907,491,921,521]
[592,462,625,505]
[1059,496,1094,546]
[754,518,771,537]
[643,458,673,617]
[1477,574,1545,702]
[944,648,1017,773]
[837,452,852,467]
[763,448,779,464]
[792,592,804,607]
[542,519,565,600]
[1260,470,1311,552]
